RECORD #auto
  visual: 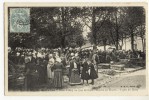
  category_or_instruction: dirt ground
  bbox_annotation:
[36,69,146,91]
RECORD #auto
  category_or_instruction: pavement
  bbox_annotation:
[15,65,145,91]
[92,69,146,90]
[39,68,146,91]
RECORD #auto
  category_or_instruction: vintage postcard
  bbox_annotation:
[4,2,148,96]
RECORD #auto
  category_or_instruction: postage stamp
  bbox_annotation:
[9,8,30,33]
[4,2,149,96]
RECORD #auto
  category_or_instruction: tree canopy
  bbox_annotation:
[8,7,146,51]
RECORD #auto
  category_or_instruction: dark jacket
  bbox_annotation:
[52,62,65,71]
[88,63,98,79]
[81,61,90,80]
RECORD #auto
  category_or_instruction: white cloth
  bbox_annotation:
[75,53,78,57]
[47,58,55,79]
[55,52,59,57]
[92,54,97,64]
[48,54,53,58]
[16,52,20,56]
[71,53,74,56]
[56,58,61,62]
[37,52,45,58]
[74,62,77,68]
[49,58,55,64]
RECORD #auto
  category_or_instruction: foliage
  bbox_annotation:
[8,7,85,49]
[8,7,145,51]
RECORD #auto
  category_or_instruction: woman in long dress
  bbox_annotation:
[36,58,45,85]
[69,58,81,85]
[25,55,37,91]
[52,58,65,88]
[47,54,55,86]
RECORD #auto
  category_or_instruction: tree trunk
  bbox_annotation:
[144,38,146,52]
[140,25,145,52]
[104,45,106,51]
[116,28,119,50]
[141,37,145,52]
[130,29,134,52]
[121,33,124,46]
[61,36,65,48]
[92,7,96,45]
[124,31,127,50]
[119,33,124,50]
[61,7,66,48]
[115,13,119,50]
[103,39,107,51]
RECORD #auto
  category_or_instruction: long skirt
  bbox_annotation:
[38,67,46,84]
[47,64,54,79]
[90,69,98,79]
[81,71,90,80]
[47,65,54,87]
[53,69,63,88]
[25,74,36,91]
[70,68,81,85]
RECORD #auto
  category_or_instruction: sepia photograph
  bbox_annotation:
[4,2,148,96]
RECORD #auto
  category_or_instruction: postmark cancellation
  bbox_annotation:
[9,8,30,33]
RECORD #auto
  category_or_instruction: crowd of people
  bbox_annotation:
[8,47,146,90]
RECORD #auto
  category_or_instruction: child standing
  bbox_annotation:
[81,59,90,84]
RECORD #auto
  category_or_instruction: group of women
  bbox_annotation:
[22,49,99,90]
[46,52,98,89]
